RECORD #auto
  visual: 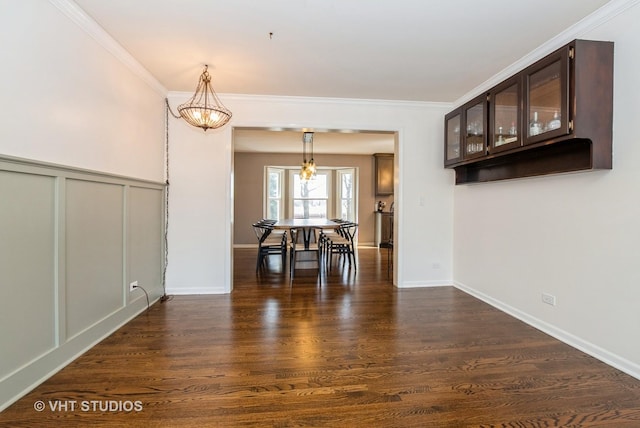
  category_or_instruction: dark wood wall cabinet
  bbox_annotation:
[374,153,394,195]
[444,39,614,184]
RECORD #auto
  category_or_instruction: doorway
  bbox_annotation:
[232,128,397,283]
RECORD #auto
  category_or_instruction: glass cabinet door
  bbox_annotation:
[444,109,461,165]
[463,97,486,159]
[524,47,569,145]
[490,77,521,153]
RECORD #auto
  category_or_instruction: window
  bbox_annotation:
[290,170,331,219]
[265,167,284,220]
[264,167,358,221]
[336,168,356,221]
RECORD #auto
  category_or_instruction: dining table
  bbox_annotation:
[273,218,340,250]
[273,218,340,274]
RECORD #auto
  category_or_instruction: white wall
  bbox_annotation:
[453,1,640,378]
[0,0,166,410]
[0,0,165,181]
[165,95,454,293]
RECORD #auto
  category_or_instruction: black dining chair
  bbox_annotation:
[387,216,394,279]
[325,222,358,271]
[317,219,345,266]
[252,222,287,272]
[289,227,320,279]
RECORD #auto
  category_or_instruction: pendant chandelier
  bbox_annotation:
[299,132,316,180]
[169,65,232,131]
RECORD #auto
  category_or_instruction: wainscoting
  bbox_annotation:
[0,155,165,410]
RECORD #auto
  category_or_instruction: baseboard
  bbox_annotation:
[399,280,451,288]
[234,243,377,248]
[0,295,160,412]
[454,281,640,381]
[166,286,229,295]
[233,244,257,248]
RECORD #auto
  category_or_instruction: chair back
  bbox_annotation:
[289,228,299,246]
[252,222,273,244]
[339,222,358,243]
[289,227,309,247]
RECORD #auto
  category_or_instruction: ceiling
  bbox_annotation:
[234,128,395,155]
[72,0,611,153]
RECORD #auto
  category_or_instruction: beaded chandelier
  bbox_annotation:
[175,65,232,131]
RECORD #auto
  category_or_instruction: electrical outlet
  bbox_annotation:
[542,292,556,306]
[129,281,138,292]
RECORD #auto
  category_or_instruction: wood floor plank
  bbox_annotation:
[2,248,640,427]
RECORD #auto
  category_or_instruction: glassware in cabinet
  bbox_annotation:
[444,109,462,165]
[524,46,570,145]
[490,77,521,154]
[463,96,487,160]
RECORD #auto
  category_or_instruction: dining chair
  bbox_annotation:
[387,238,394,279]
[252,222,287,272]
[325,222,358,271]
[289,227,320,279]
[258,218,287,241]
[317,219,344,265]
[387,215,394,279]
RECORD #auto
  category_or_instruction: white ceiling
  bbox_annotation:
[72,0,611,153]
[234,128,395,154]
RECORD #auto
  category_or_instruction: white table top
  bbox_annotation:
[273,218,340,229]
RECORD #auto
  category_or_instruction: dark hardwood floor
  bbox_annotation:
[2,248,640,427]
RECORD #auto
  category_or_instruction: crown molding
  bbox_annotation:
[49,0,167,96]
[167,91,452,110]
[454,0,640,106]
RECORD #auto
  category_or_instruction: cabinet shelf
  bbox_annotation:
[454,138,593,184]
[444,39,613,184]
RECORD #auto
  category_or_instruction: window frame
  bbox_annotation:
[264,166,359,221]
[336,168,357,222]
[264,167,285,220]
[288,169,332,219]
